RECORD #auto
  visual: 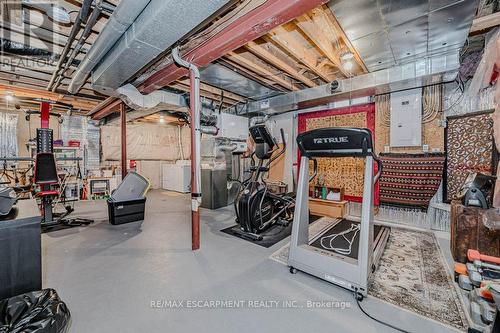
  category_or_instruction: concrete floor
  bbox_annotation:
[43,190,461,333]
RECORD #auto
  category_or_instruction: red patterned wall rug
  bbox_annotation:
[379,153,446,210]
[297,103,377,203]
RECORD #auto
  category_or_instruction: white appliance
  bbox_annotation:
[162,162,191,193]
[390,88,422,147]
[217,113,248,140]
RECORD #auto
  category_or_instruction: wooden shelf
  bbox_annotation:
[309,198,347,218]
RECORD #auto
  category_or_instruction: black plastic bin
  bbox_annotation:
[108,198,147,225]
[107,172,150,225]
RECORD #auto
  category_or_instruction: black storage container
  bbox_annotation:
[108,198,147,225]
[107,172,150,225]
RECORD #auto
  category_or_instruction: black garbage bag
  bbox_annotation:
[0,289,70,333]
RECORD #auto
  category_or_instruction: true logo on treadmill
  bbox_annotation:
[313,137,348,144]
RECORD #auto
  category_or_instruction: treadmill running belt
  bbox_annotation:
[309,219,382,259]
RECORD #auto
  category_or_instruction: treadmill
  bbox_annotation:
[288,127,390,299]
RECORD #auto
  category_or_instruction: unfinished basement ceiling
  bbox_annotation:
[200,64,281,101]
[0,0,490,118]
[0,0,121,112]
[329,0,479,72]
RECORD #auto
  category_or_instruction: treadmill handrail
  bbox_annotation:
[373,154,383,184]
[309,158,318,183]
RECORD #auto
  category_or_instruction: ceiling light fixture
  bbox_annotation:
[343,61,353,71]
[22,1,71,24]
[5,92,14,102]
[340,51,354,62]
[46,5,71,24]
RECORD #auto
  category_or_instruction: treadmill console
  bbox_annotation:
[297,128,374,157]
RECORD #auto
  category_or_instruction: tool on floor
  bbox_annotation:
[469,288,496,325]
[468,250,500,265]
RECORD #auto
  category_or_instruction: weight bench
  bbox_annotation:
[34,153,93,231]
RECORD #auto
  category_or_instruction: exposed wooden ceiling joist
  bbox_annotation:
[264,25,334,82]
[470,11,500,35]
[244,41,317,88]
[219,58,289,92]
[0,83,98,110]
[225,51,300,91]
[322,6,368,73]
[294,9,349,77]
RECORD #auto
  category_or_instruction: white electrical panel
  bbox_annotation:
[390,88,422,147]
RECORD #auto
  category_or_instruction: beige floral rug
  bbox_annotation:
[270,218,468,330]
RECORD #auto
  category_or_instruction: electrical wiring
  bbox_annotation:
[354,292,412,333]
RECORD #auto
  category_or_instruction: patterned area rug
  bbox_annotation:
[379,153,445,210]
[370,228,467,330]
[270,218,468,331]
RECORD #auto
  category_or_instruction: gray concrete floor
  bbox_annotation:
[43,190,461,333]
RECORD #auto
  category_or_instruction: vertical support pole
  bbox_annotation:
[40,101,50,129]
[172,46,201,251]
[120,102,127,180]
[190,71,201,251]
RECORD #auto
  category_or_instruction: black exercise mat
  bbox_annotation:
[309,219,382,259]
[221,215,322,248]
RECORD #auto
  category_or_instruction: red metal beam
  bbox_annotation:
[120,102,128,180]
[139,0,329,94]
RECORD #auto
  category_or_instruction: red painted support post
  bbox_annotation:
[40,101,50,129]
[120,102,128,180]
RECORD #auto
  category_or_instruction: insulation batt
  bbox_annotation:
[101,123,191,161]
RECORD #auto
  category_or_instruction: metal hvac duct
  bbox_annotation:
[239,53,460,115]
[86,0,233,96]
[67,0,151,94]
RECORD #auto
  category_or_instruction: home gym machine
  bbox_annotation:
[33,101,93,231]
[288,127,390,299]
[233,124,295,241]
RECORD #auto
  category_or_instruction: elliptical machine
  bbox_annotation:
[233,124,294,241]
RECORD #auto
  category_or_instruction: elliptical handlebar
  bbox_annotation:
[264,128,287,168]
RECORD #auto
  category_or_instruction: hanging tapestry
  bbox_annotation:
[298,104,376,203]
[379,153,445,210]
[0,113,18,158]
[445,111,497,202]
